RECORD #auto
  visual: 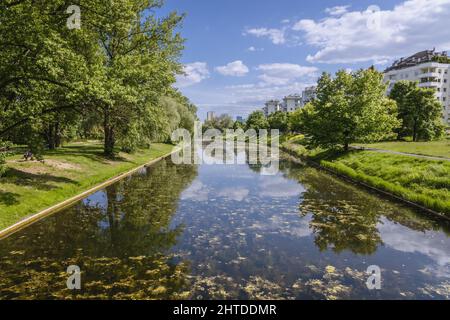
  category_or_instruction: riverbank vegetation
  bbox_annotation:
[265,68,449,216]
[0,141,174,229]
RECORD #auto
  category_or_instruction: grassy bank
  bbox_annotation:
[282,138,450,217]
[354,140,450,158]
[0,141,174,229]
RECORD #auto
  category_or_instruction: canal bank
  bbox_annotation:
[281,141,450,221]
[0,143,179,239]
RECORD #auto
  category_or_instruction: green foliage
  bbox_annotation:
[289,108,304,133]
[389,80,444,141]
[0,0,194,157]
[203,114,234,132]
[300,69,400,150]
[0,140,12,177]
[432,55,450,64]
[268,111,290,133]
[245,110,269,131]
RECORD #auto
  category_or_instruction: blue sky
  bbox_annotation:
[158,0,450,120]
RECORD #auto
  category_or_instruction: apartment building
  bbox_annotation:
[302,86,317,104]
[282,94,303,112]
[262,100,282,116]
[262,87,317,117]
[383,49,450,124]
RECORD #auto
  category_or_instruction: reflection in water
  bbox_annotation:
[0,160,197,299]
[0,150,449,300]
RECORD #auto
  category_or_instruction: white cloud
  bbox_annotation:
[215,60,249,77]
[244,27,286,44]
[325,5,350,16]
[292,0,450,64]
[256,63,319,85]
[247,46,264,52]
[217,187,250,201]
[176,62,210,87]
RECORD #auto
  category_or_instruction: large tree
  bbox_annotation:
[0,0,192,157]
[300,69,400,151]
[268,111,289,133]
[389,80,444,141]
[245,110,269,132]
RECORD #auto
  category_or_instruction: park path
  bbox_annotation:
[351,146,450,162]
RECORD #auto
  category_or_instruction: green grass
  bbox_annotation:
[0,141,174,229]
[281,135,450,216]
[318,151,450,216]
[355,140,450,158]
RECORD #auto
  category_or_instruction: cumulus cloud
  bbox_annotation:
[176,62,210,87]
[292,0,450,64]
[256,63,319,85]
[244,27,286,44]
[215,60,249,77]
[325,5,350,16]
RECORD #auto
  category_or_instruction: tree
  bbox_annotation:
[301,69,400,151]
[245,110,269,131]
[203,114,233,132]
[0,0,193,157]
[289,108,303,133]
[268,111,289,133]
[389,81,444,141]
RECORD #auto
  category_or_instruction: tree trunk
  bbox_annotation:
[412,121,418,142]
[47,124,56,150]
[103,107,115,157]
[54,121,61,148]
[344,142,349,152]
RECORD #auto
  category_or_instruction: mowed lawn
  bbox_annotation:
[0,141,174,229]
[319,151,450,216]
[355,140,450,158]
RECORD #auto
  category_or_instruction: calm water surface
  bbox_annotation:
[0,150,449,299]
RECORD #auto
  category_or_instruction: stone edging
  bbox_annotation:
[0,146,180,240]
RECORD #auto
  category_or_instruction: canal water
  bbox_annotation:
[0,150,449,299]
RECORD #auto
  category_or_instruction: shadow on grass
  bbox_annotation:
[46,145,132,164]
[0,190,19,206]
[3,168,79,191]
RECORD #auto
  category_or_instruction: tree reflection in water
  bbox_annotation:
[0,159,198,299]
[279,155,449,255]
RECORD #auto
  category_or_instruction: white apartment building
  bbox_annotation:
[383,49,450,124]
[262,100,282,116]
[262,87,317,117]
[282,94,303,112]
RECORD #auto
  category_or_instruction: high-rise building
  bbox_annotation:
[383,49,450,124]
[206,111,216,121]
